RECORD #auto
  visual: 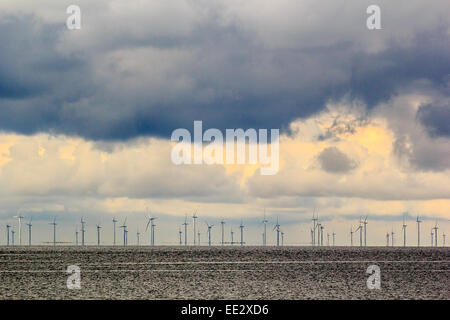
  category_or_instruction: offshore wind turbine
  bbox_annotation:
[182,215,189,246]
[6,224,11,246]
[433,222,438,247]
[146,216,158,246]
[311,207,318,247]
[119,218,127,246]
[220,219,226,246]
[363,216,368,247]
[26,218,32,246]
[239,220,244,246]
[391,229,395,247]
[273,217,281,247]
[80,217,86,246]
[350,226,354,247]
[402,215,407,247]
[192,211,198,246]
[49,217,57,246]
[13,214,25,246]
[96,223,102,246]
[262,209,268,246]
[206,222,214,246]
[230,227,234,245]
[112,217,118,246]
[416,216,422,247]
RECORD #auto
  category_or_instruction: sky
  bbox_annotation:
[0,0,449,246]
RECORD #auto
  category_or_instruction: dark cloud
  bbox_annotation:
[0,4,449,141]
[317,147,358,173]
[417,101,450,138]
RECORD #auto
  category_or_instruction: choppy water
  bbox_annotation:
[0,246,448,299]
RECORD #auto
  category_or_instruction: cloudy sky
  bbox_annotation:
[0,0,449,246]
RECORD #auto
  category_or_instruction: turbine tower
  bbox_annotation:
[320,225,324,246]
[49,217,57,246]
[206,222,214,246]
[386,232,390,247]
[230,227,234,245]
[220,220,226,246]
[26,218,32,246]
[310,229,314,246]
[317,223,322,246]
[355,221,362,247]
[11,229,15,246]
[273,217,281,247]
[137,229,140,246]
[443,233,446,247]
[112,217,118,246]
[178,228,182,245]
[13,214,25,246]
[80,217,86,246]
[96,223,102,246]
[75,226,79,246]
[431,229,434,247]
[416,216,422,247]
[327,233,330,246]
[402,215,407,247]
[281,231,284,246]
[198,231,201,246]
[239,220,244,246]
[182,216,189,246]
[332,232,336,247]
[192,211,198,246]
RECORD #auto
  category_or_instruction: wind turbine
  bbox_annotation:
[145,216,158,246]
[443,233,446,247]
[273,217,281,247]
[192,211,198,246]
[320,225,324,246]
[433,222,438,247]
[239,220,244,246]
[206,222,214,246]
[96,223,102,246]
[363,216,368,247]
[311,207,318,247]
[281,231,284,246]
[178,228,182,245]
[119,218,127,246]
[332,232,336,247]
[182,215,189,246]
[112,217,118,246]
[310,229,314,246]
[6,224,11,246]
[26,218,32,246]
[327,233,330,246]
[350,226,354,247]
[137,228,140,246]
[431,229,434,247]
[262,209,268,246]
[49,217,57,246]
[355,220,362,247]
[11,228,15,246]
[220,219,226,246]
[391,229,395,247]
[386,232,390,247]
[75,226,79,246]
[416,216,422,247]
[198,231,201,246]
[230,227,234,245]
[13,213,25,246]
[80,217,86,246]
[402,215,407,247]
